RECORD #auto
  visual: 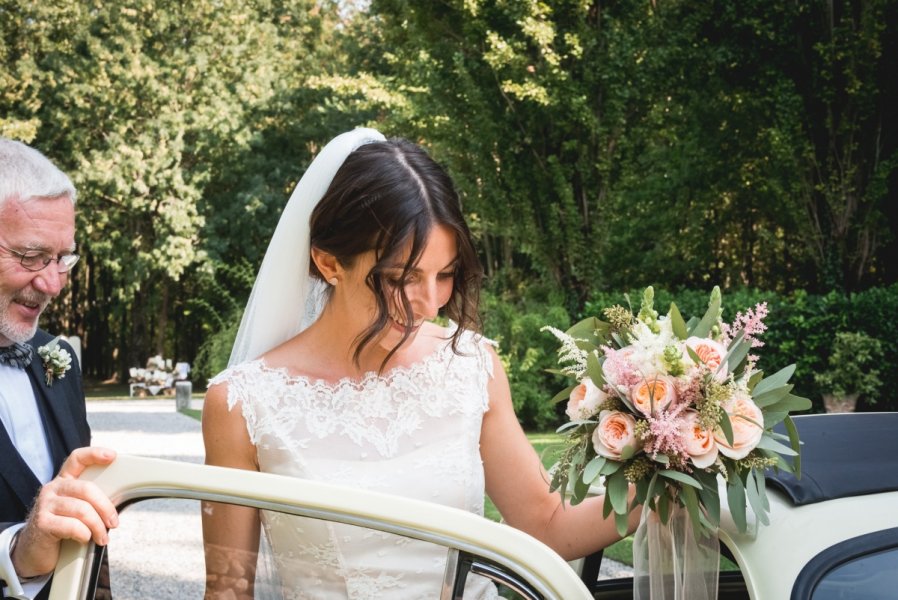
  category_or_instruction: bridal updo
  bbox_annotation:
[309,138,483,362]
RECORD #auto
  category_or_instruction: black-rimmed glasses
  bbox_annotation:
[0,243,80,273]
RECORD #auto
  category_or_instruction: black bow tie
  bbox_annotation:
[0,342,33,369]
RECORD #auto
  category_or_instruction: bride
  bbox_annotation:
[201,128,637,599]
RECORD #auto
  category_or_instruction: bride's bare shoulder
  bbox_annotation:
[259,331,320,373]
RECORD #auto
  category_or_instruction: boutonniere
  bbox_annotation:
[37,336,73,386]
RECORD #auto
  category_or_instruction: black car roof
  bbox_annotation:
[766,412,898,506]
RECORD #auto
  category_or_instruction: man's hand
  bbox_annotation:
[11,447,119,578]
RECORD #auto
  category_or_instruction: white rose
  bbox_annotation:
[566,378,607,420]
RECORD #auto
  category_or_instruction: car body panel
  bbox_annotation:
[720,488,898,600]
[48,455,592,600]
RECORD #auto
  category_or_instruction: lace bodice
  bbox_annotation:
[209,330,498,599]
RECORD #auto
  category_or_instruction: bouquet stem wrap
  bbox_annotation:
[633,504,719,600]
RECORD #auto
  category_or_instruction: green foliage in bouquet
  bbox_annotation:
[545,287,812,538]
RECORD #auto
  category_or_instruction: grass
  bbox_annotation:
[181,407,203,420]
[83,380,132,398]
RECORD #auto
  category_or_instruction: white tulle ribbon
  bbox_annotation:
[633,503,720,600]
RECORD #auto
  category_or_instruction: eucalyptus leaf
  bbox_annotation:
[658,469,703,489]
[752,364,797,397]
[784,416,802,477]
[745,469,769,526]
[614,510,630,538]
[689,292,721,338]
[602,488,614,519]
[763,394,813,414]
[600,459,623,476]
[657,492,670,524]
[669,303,688,340]
[696,472,721,528]
[762,410,789,428]
[686,345,702,365]
[718,410,735,446]
[571,472,590,505]
[725,329,746,350]
[727,473,747,533]
[756,469,769,512]
[611,332,628,348]
[680,485,704,538]
[574,340,599,353]
[644,472,660,508]
[586,351,606,388]
[583,456,606,484]
[635,477,650,505]
[747,370,764,392]
[607,470,630,515]
[752,384,792,408]
[550,384,578,405]
[721,339,750,377]
[556,420,582,434]
[772,453,794,473]
[566,317,604,342]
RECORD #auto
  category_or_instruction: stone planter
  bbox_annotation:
[823,392,859,413]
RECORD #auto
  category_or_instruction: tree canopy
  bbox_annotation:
[1,0,894,384]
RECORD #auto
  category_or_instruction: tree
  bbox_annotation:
[1,0,349,377]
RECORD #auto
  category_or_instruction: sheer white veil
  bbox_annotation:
[228,127,386,367]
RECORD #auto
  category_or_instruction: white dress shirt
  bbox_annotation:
[0,365,54,484]
[0,363,55,599]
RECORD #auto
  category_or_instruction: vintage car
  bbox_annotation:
[44,412,898,599]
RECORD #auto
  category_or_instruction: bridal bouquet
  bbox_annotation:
[544,287,810,540]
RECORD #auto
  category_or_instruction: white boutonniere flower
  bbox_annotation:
[37,336,72,386]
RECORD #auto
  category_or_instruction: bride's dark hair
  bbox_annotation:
[309,137,483,367]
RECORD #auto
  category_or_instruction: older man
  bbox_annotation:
[0,139,117,600]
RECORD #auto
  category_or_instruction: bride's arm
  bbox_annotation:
[480,346,640,561]
[201,382,262,599]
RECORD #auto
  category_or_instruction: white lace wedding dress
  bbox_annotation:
[209,329,499,600]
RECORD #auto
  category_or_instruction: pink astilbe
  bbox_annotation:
[602,347,642,391]
[721,302,769,372]
[675,371,704,407]
[722,302,769,348]
[643,404,691,463]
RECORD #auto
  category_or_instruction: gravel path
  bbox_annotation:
[85,399,632,597]
[87,400,205,599]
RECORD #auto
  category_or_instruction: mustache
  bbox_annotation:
[14,293,51,307]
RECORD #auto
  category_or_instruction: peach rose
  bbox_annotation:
[630,375,677,415]
[679,409,719,468]
[566,378,607,421]
[592,410,638,460]
[685,337,729,381]
[714,392,764,459]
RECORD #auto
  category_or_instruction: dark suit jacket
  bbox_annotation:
[0,330,90,599]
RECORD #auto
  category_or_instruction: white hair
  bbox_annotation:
[0,138,76,208]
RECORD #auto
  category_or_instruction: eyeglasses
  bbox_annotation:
[0,243,80,273]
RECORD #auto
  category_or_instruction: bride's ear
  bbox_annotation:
[311,247,341,285]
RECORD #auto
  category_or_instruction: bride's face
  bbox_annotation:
[341,224,458,352]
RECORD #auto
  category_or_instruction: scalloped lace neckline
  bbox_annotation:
[251,337,457,392]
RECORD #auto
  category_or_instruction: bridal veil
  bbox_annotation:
[228,128,386,367]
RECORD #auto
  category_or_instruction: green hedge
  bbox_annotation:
[484,284,898,430]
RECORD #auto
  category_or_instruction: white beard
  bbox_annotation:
[0,296,40,344]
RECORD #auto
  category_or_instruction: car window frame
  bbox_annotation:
[791,526,898,600]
